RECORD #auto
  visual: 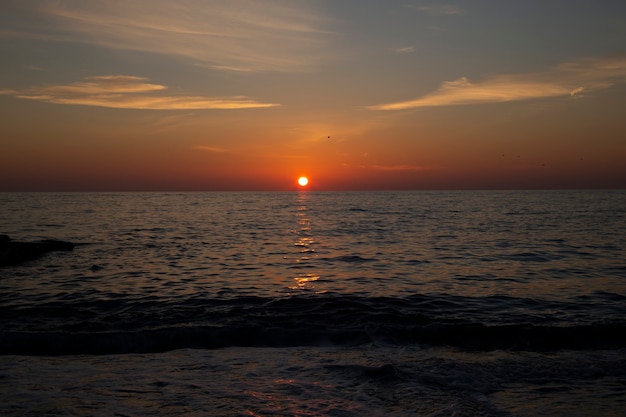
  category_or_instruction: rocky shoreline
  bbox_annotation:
[0,234,74,267]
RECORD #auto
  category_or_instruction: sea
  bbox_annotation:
[1,190,625,416]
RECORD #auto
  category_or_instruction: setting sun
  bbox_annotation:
[297,176,309,187]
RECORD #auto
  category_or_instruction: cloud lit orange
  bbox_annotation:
[0,75,280,110]
[368,57,626,110]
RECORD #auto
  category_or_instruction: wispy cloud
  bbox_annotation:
[40,75,166,94]
[395,46,415,54]
[194,146,228,153]
[569,86,584,97]
[368,57,626,110]
[372,164,432,171]
[0,75,279,110]
[24,65,45,71]
[3,1,329,72]
[410,4,464,15]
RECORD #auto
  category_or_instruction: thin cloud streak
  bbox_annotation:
[372,164,433,171]
[410,5,464,15]
[194,146,228,153]
[4,1,329,72]
[569,86,584,97]
[0,75,279,110]
[42,75,166,94]
[368,57,626,110]
[395,46,415,54]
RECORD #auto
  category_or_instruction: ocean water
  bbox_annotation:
[1,190,625,416]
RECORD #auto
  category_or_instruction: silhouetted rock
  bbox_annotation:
[0,235,74,266]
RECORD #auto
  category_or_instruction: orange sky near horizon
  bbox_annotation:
[1,1,625,191]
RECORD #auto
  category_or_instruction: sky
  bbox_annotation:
[1,0,625,191]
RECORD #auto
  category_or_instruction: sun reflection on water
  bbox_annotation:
[291,273,320,290]
[290,191,322,292]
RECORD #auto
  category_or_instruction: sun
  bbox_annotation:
[297,176,309,187]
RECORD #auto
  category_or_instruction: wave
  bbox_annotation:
[2,322,625,356]
[2,293,625,355]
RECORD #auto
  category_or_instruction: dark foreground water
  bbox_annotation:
[1,191,625,416]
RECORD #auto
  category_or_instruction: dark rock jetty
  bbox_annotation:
[0,234,74,267]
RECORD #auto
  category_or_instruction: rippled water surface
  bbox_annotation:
[1,190,625,416]
[2,191,625,300]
